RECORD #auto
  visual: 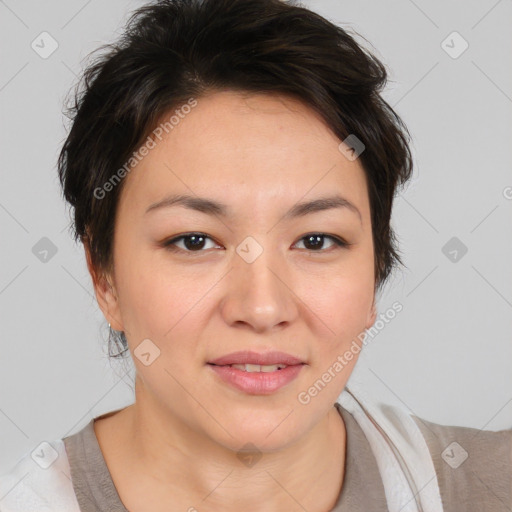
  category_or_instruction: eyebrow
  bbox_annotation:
[145,193,362,224]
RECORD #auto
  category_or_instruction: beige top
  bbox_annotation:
[62,403,512,511]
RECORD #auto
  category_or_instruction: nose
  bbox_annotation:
[219,245,299,334]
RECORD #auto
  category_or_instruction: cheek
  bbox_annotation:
[300,269,374,362]
[115,256,215,371]
[113,247,187,338]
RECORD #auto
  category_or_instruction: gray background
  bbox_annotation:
[1,0,511,475]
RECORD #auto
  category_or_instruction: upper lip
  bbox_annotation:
[208,350,305,366]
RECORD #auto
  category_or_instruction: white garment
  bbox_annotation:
[0,386,443,512]
[340,383,443,512]
[0,436,80,512]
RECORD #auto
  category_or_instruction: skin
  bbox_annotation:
[87,90,377,512]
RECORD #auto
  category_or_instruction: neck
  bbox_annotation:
[96,378,347,512]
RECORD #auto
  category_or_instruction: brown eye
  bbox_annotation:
[294,234,349,251]
[163,233,220,253]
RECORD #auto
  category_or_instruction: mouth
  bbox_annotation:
[207,350,306,368]
[207,362,305,395]
[206,350,306,394]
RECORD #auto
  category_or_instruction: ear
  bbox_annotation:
[365,294,377,330]
[84,242,124,331]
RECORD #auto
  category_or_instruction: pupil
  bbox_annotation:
[185,235,205,251]
[305,235,323,250]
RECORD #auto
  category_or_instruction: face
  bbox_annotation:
[90,90,377,452]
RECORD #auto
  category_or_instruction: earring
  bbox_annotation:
[108,323,128,354]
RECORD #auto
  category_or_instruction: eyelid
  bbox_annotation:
[161,232,351,254]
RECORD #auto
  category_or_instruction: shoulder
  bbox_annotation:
[338,386,512,510]
[411,414,512,511]
[0,438,81,512]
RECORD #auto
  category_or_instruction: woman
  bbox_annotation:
[0,0,510,510]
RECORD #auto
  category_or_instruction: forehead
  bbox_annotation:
[118,90,370,220]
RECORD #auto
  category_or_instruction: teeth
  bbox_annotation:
[230,363,288,372]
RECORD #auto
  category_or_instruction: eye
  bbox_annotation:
[294,233,349,252]
[163,232,221,253]
[162,232,349,254]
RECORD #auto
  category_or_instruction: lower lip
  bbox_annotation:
[207,364,304,395]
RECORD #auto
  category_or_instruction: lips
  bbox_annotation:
[208,361,305,394]
[208,350,305,367]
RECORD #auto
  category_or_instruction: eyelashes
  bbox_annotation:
[162,232,351,255]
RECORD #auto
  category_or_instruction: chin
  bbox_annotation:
[206,410,304,451]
